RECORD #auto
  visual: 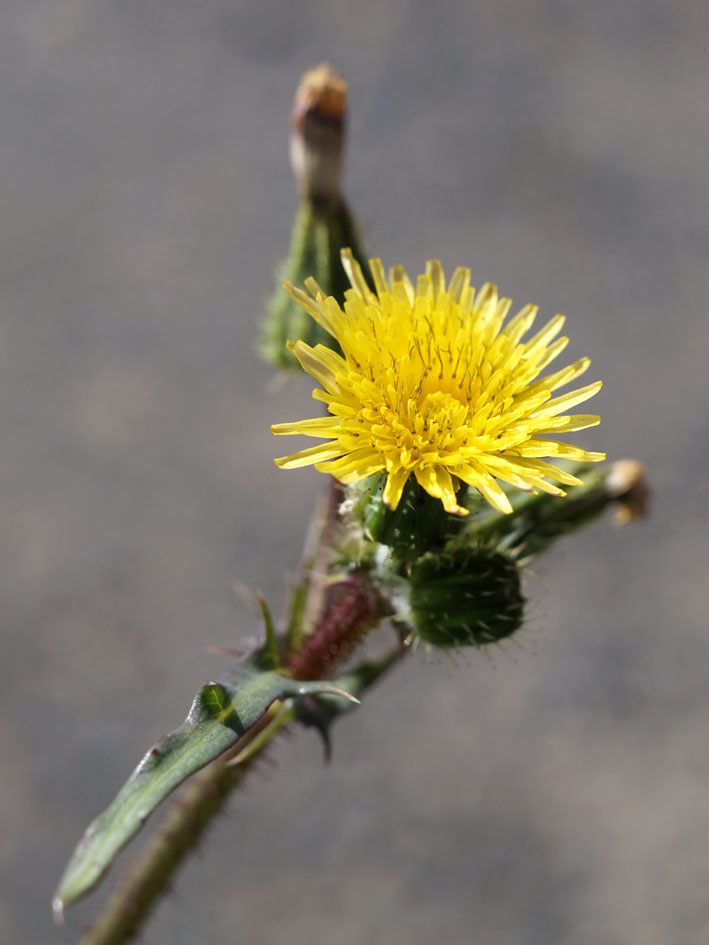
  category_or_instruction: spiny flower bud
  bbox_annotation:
[408,545,524,649]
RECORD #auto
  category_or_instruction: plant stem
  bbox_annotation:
[75,491,395,945]
[77,751,255,945]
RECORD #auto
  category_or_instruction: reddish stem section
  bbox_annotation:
[285,571,383,680]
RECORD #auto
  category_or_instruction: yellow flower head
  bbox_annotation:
[272,250,604,516]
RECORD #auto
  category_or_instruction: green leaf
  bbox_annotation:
[53,661,356,918]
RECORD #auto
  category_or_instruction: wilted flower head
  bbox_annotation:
[273,251,604,515]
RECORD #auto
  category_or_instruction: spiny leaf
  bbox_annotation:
[53,661,356,920]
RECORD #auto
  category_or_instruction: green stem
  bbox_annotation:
[76,751,257,945]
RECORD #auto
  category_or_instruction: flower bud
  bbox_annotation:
[290,63,346,203]
[262,65,369,370]
[462,460,649,561]
[408,545,524,649]
[605,459,650,523]
[347,475,467,567]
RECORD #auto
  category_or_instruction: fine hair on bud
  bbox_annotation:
[408,546,525,649]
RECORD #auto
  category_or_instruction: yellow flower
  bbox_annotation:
[272,251,604,516]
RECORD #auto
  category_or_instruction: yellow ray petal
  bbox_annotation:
[274,442,346,469]
[540,414,601,433]
[383,467,410,510]
[341,248,375,301]
[525,314,566,353]
[317,449,385,481]
[477,477,514,514]
[414,466,468,516]
[271,416,342,437]
[531,381,603,418]
[292,341,343,393]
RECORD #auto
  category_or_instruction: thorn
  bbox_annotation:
[321,730,333,765]
[294,695,334,764]
[332,687,360,704]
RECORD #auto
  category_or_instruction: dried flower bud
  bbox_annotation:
[606,459,651,523]
[290,63,347,202]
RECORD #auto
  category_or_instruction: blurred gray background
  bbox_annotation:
[2,1,708,943]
